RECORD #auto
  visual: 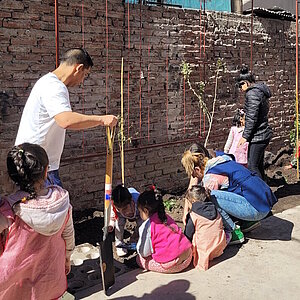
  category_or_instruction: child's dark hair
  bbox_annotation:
[185,185,211,205]
[237,65,255,83]
[112,184,132,209]
[137,188,167,224]
[189,143,210,158]
[7,143,49,200]
[233,109,245,127]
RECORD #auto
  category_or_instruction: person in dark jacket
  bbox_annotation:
[237,65,272,180]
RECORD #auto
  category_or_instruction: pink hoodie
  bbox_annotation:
[224,126,248,165]
[150,213,191,263]
[0,186,74,300]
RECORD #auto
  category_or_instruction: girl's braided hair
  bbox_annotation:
[137,187,167,224]
[7,143,49,201]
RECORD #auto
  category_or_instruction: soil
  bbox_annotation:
[73,153,300,269]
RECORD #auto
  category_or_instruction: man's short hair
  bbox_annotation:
[61,48,93,69]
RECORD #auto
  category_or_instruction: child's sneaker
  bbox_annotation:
[225,230,232,245]
[240,221,261,233]
[116,246,128,257]
[229,225,244,245]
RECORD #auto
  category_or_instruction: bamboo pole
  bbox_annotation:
[103,127,115,239]
[121,57,125,185]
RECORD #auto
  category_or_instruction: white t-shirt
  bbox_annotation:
[15,73,72,171]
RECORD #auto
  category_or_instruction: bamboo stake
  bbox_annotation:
[103,126,115,239]
[121,57,125,185]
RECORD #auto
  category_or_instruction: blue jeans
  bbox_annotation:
[210,190,269,231]
[45,170,63,187]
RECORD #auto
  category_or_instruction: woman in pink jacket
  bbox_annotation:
[0,143,75,300]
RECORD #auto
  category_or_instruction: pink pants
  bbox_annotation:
[136,249,192,274]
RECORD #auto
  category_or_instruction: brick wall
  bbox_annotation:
[0,1,296,209]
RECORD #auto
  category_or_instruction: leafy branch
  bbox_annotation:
[181,59,226,147]
[181,61,210,123]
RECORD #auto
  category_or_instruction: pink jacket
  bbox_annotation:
[0,186,74,300]
[224,126,248,165]
[190,211,226,270]
[150,213,191,263]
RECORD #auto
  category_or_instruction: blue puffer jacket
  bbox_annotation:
[207,159,277,213]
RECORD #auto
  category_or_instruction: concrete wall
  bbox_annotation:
[0,0,296,210]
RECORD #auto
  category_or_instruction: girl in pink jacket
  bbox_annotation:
[224,109,248,166]
[136,188,192,273]
[0,143,75,300]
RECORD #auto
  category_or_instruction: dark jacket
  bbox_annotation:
[243,83,273,143]
[184,201,217,242]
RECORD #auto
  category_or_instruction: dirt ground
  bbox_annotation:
[73,153,300,269]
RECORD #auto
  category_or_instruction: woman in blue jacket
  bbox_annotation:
[181,147,277,244]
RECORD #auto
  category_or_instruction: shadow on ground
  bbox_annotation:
[274,182,300,199]
[246,215,294,241]
[74,209,104,246]
[109,279,195,300]
[210,243,242,269]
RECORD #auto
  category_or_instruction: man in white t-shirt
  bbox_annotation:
[15,48,118,186]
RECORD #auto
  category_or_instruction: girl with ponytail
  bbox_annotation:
[0,143,75,299]
[136,187,192,273]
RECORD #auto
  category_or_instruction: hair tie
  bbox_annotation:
[149,185,155,191]
[19,149,24,154]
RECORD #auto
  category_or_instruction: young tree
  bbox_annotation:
[181,58,225,147]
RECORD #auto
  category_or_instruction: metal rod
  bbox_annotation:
[296,0,299,179]
[250,0,254,71]
[61,137,203,163]
[55,0,59,68]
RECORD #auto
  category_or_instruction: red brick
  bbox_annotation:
[0,1,295,210]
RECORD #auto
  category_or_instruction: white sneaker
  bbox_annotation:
[116,247,128,257]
